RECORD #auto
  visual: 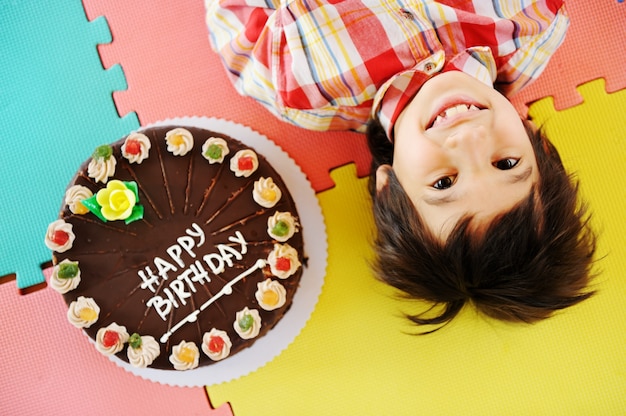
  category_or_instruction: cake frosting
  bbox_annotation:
[46,125,304,371]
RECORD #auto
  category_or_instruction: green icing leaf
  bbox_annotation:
[81,194,107,222]
[125,204,144,224]
[124,181,139,201]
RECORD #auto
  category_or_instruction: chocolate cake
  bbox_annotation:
[45,125,304,371]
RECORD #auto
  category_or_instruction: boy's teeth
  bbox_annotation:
[432,104,481,127]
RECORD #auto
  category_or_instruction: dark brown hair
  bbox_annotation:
[367,118,597,332]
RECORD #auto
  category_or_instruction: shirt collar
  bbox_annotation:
[372,47,498,141]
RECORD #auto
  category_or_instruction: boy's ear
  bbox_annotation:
[525,118,538,131]
[375,164,391,192]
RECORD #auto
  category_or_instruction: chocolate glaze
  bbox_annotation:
[53,126,304,370]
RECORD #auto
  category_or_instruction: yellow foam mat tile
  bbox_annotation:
[207,80,626,414]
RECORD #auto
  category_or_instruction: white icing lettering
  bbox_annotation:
[166,223,206,267]
[139,266,160,293]
[188,261,210,287]
[163,287,179,308]
[165,245,185,268]
[140,228,252,326]
[186,223,205,247]
[177,235,196,259]
[177,268,197,293]
[216,244,242,268]
[228,231,247,255]
[154,256,177,279]
[146,296,172,321]
[203,253,225,274]
[169,279,191,306]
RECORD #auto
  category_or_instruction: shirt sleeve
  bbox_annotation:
[206,1,279,109]
[495,2,570,97]
[206,1,439,133]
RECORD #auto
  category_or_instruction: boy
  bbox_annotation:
[207,0,596,330]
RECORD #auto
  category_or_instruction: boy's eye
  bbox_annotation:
[493,158,519,170]
[432,175,456,190]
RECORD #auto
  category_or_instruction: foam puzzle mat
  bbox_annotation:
[1,0,624,414]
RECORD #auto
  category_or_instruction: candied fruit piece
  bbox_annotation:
[102,330,120,348]
[275,257,291,272]
[238,156,254,171]
[261,188,277,201]
[262,290,279,306]
[57,262,78,279]
[51,230,69,246]
[78,307,97,322]
[92,145,113,160]
[208,336,225,354]
[205,144,222,159]
[272,221,289,237]
[238,314,254,331]
[125,139,141,155]
[170,134,185,146]
[178,346,196,364]
[129,333,142,349]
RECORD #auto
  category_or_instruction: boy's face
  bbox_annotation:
[379,71,539,239]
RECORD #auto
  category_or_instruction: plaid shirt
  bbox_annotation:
[207,0,569,138]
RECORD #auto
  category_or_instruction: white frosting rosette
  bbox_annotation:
[67,296,99,328]
[201,329,232,361]
[121,132,151,164]
[267,211,299,242]
[87,152,116,183]
[201,137,229,163]
[44,219,75,253]
[268,243,302,279]
[230,149,259,177]
[95,322,129,356]
[233,307,261,339]
[255,279,287,311]
[169,340,200,371]
[127,334,161,368]
[64,185,92,215]
[253,177,282,208]
[49,258,81,294]
[165,127,194,156]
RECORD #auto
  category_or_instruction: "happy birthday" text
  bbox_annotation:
[139,223,248,321]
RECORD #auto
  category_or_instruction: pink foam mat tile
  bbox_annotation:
[511,0,626,115]
[81,0,371,193]
[0,273,234,415]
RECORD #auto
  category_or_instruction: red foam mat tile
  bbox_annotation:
[511,0,626,115]
[0,274,228,415]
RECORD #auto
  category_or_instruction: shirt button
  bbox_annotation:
[424,62,435,73]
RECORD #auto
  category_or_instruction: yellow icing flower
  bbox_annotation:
[96,180,136,221]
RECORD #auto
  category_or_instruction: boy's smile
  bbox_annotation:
[377,71,539,238]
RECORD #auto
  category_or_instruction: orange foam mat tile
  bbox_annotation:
[81,0,371,193]
[0,272,230,415]
[511,0,626,115]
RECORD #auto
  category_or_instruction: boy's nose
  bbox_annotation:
[444,125,490,170]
